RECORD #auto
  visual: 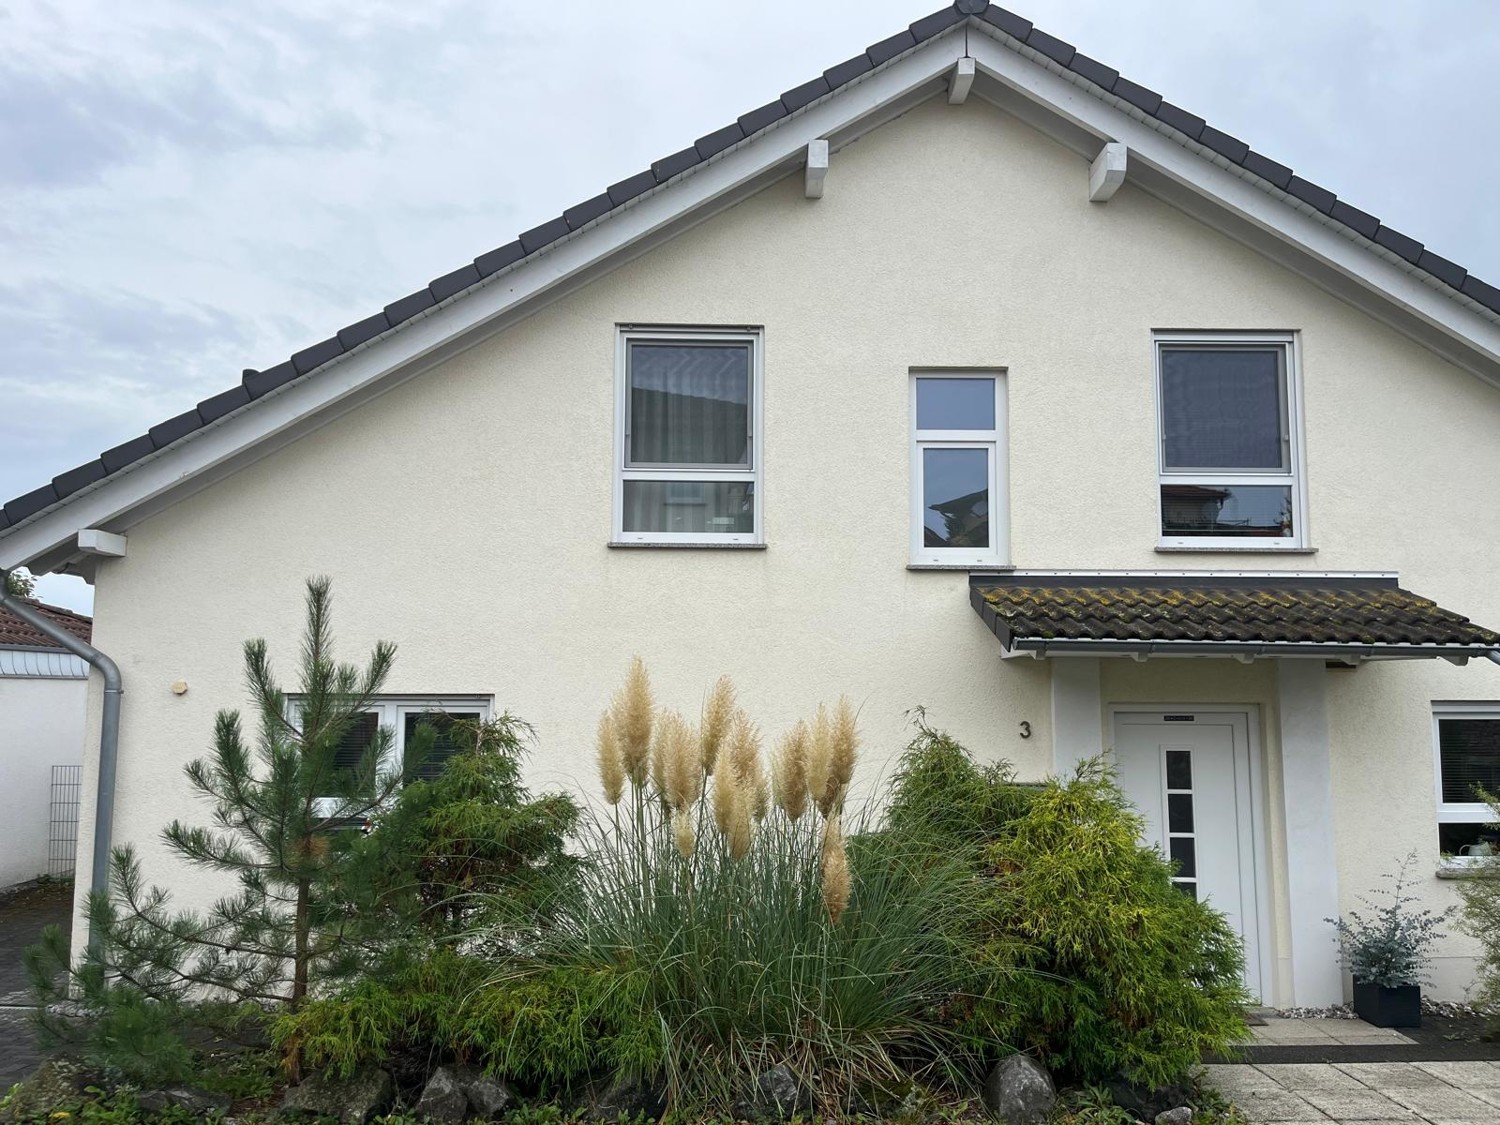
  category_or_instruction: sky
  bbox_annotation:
[3,0,1498,615]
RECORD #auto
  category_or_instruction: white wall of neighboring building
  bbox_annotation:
[0,664,87,889]
[59,93,1500,1000]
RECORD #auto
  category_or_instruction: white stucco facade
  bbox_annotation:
[0,657,87,890]
[29,89,1500,1004]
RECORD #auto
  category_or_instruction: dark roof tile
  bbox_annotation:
[780,76,831,113]
[865,29,918,66]
[99,435,155,474]
[694,123,745,161]
[0,511,10,531]
[1286,176,1337,214]
[564,192,616,230]
[1373,226,1423,265]
[980,7,1033,39]
[1462,274,1500,314]
[428,264,482,303]
[1154,101,1205,140]
[337,312,390,350]
[291,336,345,376]
[0,598,92,648]
[1242,150,1293,189]
[244,361,297,400]
[5,485,59,525]
[651,145,702,182]
[1069,53,1118,90]
[197,384,251,424]
[384,288,437,326]
[1418,250,1467,289]
[824,53,873,89]
[1330,200,1380,240]
[1199,125,1249,164]
[51,460,106,501]
[1024,28,1075,66]
[474,241,526,277]
[909,7,964,41]
[1112,76,1162,115]
[148,409,203,449]
[518,217,571,255]
[737,100,788,136]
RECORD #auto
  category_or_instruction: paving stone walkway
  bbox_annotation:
[1205,1060,1500,1123]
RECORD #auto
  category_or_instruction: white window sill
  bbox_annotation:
[1155,545,1318,555]
[608,541,767,550]
[907,563,1015,571]
[1436,856,1500,879]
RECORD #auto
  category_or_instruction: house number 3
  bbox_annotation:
[1019,721,1032,739]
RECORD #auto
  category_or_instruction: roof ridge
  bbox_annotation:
[3,0,1496,534]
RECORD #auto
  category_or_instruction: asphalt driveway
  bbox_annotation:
[0,880,73,1087]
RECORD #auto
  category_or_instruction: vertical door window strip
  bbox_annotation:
[1164,748,1198,899]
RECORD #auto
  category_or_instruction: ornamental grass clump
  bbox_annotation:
[492,663,982,1113]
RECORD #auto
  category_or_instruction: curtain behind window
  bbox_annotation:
[1161,349,1285,471]
[629,343,750,466]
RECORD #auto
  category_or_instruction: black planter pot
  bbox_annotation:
[1352,979,1421,1027]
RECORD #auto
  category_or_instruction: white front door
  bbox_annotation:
[1114,710,1264,1001]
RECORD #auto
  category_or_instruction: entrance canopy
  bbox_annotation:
[970,572,1500,661]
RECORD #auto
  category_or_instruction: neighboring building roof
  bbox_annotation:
[0,599,93,651]
[970,573,1500,656]
[3,0,1498,539]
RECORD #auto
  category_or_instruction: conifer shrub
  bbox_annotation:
[885,725,1248,1090]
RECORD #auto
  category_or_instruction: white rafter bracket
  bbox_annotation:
[947,56,975,104]
[77,529,127,557]
[1089,142,1128,202]
[804,139,829,199]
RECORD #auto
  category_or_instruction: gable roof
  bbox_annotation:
[0,598,93,651]
[4,0,1499,567]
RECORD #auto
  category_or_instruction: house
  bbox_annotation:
[0,599,90,890]
[1,1,1499,1009]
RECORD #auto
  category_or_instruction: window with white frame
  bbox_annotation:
[1155,333,1305,549]
[614,327,762,545]
[298,697,492,816]
[1433,704,1500,855]
[910,372,1008,567]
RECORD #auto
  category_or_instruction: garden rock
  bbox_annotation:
[1105,1080,1194,1120]
[137,1087,234,1117]
[1155,1108,1193,1125]
[415,1066,469,1125]
[461,1069,515,1118]
[1,1059,94,1121]
[981,1056,1055,1125]
[589,1076,666,1123]
[281,1068,393,1124]
[730,1064,808,1122]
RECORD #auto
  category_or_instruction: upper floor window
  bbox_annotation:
[910,372,1008,567]
[614,327,762,545]
[1155,333,1305,549]
[1433,704,1500,857]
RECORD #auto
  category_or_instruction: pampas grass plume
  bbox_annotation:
[700,676,736,774]
[820,697,859,816]
[772,720,810,820]
[821,813,851,924]
[671,808,696,859]
[659,710,703,812]
[806,704,832,817]
[613,657,654,787]
[597,711,625,805]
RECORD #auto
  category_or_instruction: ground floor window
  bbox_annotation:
[1433,703,1500,855]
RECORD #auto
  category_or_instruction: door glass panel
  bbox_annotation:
[628,342,751,467]
[1168,792,1194,834]
[1169,837,1197,879]
[922,448,989,549]
[622,481,754,534]
[1165,750,1192,791]
[1161,484,1293,539]
[916,377,995,430]
[1160,348,1286,471]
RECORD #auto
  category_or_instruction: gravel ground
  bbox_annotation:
[0,880,73,1087]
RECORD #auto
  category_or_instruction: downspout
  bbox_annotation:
[1,570,121,950]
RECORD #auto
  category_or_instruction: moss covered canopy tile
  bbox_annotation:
[970,576,1500,651]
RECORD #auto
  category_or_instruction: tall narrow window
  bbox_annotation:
[910,372,1007,566]
[615,327,762,545]
[1155,333,1304,549]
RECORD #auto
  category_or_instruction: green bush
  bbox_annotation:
[886,725,1248,1089]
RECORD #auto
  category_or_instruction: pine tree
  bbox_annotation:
[30,576,423,1078]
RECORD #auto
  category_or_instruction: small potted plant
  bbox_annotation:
[1328,852,1453,1027]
